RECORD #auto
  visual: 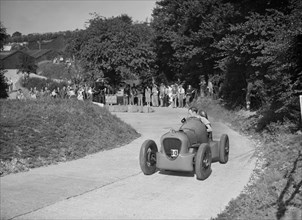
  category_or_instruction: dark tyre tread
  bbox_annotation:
[195,143,212,180]
[219,134,229,164]
[139,139,158,175]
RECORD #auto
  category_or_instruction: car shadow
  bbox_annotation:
[158,169,195,178]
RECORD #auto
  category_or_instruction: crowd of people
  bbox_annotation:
[120,82,197,108]
[16,84,94,101]
[13,77,219,109]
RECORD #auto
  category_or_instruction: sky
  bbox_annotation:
[0,0,157,35]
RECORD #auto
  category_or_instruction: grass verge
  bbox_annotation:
[193,97,302,220]
[0,99,140,176]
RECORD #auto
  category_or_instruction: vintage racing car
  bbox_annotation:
[139,115,229,180]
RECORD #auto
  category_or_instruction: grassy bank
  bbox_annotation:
[194,97,302,220]
[0,99,140,176]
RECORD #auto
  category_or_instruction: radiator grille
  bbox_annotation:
[163,138,181,160]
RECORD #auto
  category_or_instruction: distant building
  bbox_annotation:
[26,49,57,63]
[2,45,12,51]
[28,35,66,51]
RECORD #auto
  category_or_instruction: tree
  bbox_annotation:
[66,14,155,88]
[12,31,22,37]
[151,0,236,88]
[0,23,9,99]
[17,54,37,84]
[215,1,302,128]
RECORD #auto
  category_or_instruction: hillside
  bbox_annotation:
[0,99,140,176]
[194,98,302,220]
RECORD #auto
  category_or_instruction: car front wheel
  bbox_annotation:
[195,143,212,180]
[139,139,158,175]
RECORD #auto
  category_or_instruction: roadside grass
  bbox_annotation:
[0,99,140,176]
[193,97,302,220]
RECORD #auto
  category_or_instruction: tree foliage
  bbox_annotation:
[0,22,9,99]
[215,1,302,128]
[152,0,237,88]
[66,14,155,88]
[152,0,302,129]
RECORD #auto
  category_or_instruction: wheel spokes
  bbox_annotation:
[147,149,156,166]
[202,151,211,168]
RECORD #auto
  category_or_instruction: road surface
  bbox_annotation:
[0,107,256,219]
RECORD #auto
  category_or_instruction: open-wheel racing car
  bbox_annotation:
[139,115,229,180]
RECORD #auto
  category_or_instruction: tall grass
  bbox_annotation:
[0,99,140,176]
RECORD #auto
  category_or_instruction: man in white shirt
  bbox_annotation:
[178,84,185,108]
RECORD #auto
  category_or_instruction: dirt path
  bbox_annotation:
[0,107,256,220]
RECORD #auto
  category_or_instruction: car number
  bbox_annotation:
[171,149,178,157]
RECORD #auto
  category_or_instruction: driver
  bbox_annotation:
[187,107,212,132]
[181,107,213,140]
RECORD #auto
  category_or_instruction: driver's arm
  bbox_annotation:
[199,116,212,132]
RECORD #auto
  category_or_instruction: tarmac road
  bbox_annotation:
[0,107,256,220]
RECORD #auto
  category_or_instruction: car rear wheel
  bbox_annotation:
[219,134,229,164]
[139,139,158,175]
[195,143,212,180]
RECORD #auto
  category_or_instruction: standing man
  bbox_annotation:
[152,84,159,107]
[159,83,166,107]
[207,80,213,98]
[185,85,195,107]
[178,84,185,108]
[172,83,178,108]
[145,85,151,107]
[137,85,143,106]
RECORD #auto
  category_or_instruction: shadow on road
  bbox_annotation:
[158,169,195,178]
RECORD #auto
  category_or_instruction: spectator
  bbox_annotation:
[164,86,171,107]
[145,86,151,107]
[8,77,13,92]
[60,86,67,99]
[137,85,143,106]
[159,83,166,107]
[44,86,50,98]
[123,84,130,105]
[87,86,93,100]
[178,84,185,108]
[166,83,173,107]
[130,84,136,105]
[77,86,84,100]
[186,85,195,107]
[151,84,159,107]
[16,89,25,100]
[207,80,214,98]
[29,88,37,99]
[199,79,206,97]
[51,89,57,98]
[172,84,178,108]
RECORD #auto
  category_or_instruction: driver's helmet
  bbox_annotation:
[199,109,208,119]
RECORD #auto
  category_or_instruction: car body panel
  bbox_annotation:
[156,152,195,172]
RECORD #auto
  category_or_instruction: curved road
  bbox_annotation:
[0,107,256,219]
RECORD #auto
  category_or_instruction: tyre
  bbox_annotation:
[195,143,212,180]
[219,134,229,164]
[139,139,158,175]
